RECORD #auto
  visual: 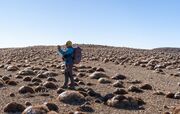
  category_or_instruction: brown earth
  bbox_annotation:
[0,44,180,114]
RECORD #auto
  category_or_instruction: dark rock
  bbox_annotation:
[43,81,57,89]
[4,102,25,113]
[140,84,153,90]
[112,73,126,80]
[23,76,32,81]
[44,102,59,112]
[22,105,49,114]
[128,85,143,93]
[112,81,124,88]
[166,92,175,98]
[113,88,128,95]
[18,86,35,94]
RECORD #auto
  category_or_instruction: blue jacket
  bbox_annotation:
[58,47,74,65]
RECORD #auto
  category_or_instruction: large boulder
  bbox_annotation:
[4,102,25,113]
[58,90,85,104]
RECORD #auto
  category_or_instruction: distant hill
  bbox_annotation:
[152,47,180,53]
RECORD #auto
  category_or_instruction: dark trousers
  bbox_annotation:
[63,64,74,87]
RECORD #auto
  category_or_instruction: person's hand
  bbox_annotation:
[57,45,61,50]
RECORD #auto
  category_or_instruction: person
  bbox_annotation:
[57,41,75,89]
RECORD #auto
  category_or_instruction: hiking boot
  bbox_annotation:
[68,86,75,90]
[61,85,68,89]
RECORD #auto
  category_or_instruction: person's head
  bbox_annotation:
[66,40,72,47]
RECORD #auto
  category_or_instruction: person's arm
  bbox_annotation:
[57,45,65,56]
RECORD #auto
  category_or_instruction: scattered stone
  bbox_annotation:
[23,76,32,81]
[107,95,145,109]
[103,93,115,102]
[22,105,49,114]
[153,91,165,95]
[32,77,42,83]
[18,86,35,94]
[43,81,57,89]
[78,81,85,85]
[58,90,85,104]
[174,92,180,99]
[25,101,32,106]
[37,73,47,78]
[89,72,108,79]
[43,71,58,77]
[9,93,15,97]
[2,76,10,82]
[96,67,105,72]
[0,79,5,87]
[87,88,101,98]
[77,104,94,112]
[103,58,109,63]
[140,84,153,90]
[77,73,86,77]
[47,77,57,82]
[4,102,25,113]
[127,80,142,84]
[113,88,128,95]
[57,88,65,94]
[128,85,143,93]
[112,73,126,80]
[7,80,18,86]
[166,92,175,98]
[18,67,35,75]
[44,102,59,112]
[112,81,124,88]
[86,82,94,86]
[35,86,48,92]
[7,65,19,71]
[174,72,180,77]
[98,78,111,84]
[15,75,23,79]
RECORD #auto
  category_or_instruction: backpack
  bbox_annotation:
[73,47,82,64]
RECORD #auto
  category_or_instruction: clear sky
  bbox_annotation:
[0,0,179,49]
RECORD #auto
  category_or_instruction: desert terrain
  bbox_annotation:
[0,44,180,114]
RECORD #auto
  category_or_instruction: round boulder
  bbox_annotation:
[112,81,124,88]
[22,105,49,114]
[43,81,57,89]
[111,73,126,80]
[89,72,108,79]
[58,90,85,104]
[18,86,35,94]
[4,102,25,113]
[98,78,111,84]
[7,65,19,71]
[44,102,59,112]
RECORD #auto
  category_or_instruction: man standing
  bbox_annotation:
[57,41,75,89]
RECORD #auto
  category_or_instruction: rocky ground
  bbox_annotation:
[0,44,180,114]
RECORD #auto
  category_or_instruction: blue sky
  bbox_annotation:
[0,0,179,49]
